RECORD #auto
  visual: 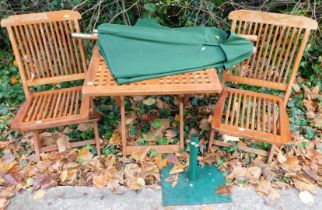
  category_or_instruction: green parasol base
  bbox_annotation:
[160,164,232,206]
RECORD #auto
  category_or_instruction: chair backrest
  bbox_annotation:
[224,10,318,106]
[1,10,87,99]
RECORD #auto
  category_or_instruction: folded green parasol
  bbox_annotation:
[98,18,253,84]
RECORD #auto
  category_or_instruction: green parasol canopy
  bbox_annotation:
[98,19,253,84]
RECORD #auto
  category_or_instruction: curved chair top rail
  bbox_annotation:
[229,10,318,30]
[1,10,81,27]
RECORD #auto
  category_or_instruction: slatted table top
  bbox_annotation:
[82,47,222,96]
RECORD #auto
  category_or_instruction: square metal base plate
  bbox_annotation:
[160,165,232,206]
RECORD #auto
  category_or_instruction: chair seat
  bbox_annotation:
[212,87,291,145]
[11,86,90,131]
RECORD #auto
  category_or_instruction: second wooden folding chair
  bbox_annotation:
[208,10,318,162]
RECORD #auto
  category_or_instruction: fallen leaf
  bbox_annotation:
[33,190,46,200]
[63,127,73,134]
[0,198,9,209]
[143,98,156,106]
[226,166,247,181]
[154,155,168,169]
[56,135,69,152]
[169,163,187,175]
[303,85,320,100]
[256,180,280,200]
[60,170,68,182]
[292,83,301,93]
[109,133,121,145]
[77,123,93,131]
[142,129,162,142]
[245,166,262,184]
[136,177,145,187]
[131,147,150,162]
[93,173,110,189]
[222,134,240,142]
[277,151,287,164]
[293,179,316,193]
[77,147,93,163]
[199,118,210,130]
[216,185,232,195]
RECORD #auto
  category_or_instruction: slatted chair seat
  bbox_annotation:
[212,87,290,145]
[11,87,90,131]
[1,10,101,160]
[208,10,317,162]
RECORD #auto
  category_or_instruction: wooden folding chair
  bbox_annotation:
[208,10,318,162]
[1,10,101,160]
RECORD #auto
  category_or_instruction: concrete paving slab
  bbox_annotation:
[8,186,322,210]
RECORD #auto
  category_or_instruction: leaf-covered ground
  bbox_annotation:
[0,83,321,209]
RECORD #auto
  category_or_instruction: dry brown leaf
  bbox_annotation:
[77,123,93,131]
[93,173,110,189]
[245,166,262,184]
[63,127,73,134]
[169,163,187,175]
[143,97,156,106]
[56,135,70,153]
[293,179,316,193]
[124,163,141,178]
[109,133,121,145]
[303,85,320,100]
[256,180,280,200]
[199,118,210,131]
[165,130,177,140]
[77,147,93,163]
[277,151,287,164]
[226,166,247,180]
[222,134,240,142]
[142,129,162,142]
[311,114,322,129]
[292,83,301,93]
[154,154,168,169]
[130,147,150,162]
[0,198,9,209]
[60,170,68,182]
[216,185,232,195]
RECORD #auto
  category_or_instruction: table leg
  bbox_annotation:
[179,95,184,150]
[120,96,127,156]
[114,96,121,109]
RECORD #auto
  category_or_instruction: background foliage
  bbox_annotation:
[0,0,321,147]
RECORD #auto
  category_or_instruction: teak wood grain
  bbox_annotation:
[83,46,223,155]
[208,10,318,162]
[1,10,101,160]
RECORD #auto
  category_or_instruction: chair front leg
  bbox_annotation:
[267,144,277,163]
[93,120,101,156]
[31,130,41,161]
[208,128,215,152]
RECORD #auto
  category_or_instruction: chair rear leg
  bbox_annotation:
[208,128,215,152]
[93,120,101,156]
[267,144,276,163]
[31,130,41,161]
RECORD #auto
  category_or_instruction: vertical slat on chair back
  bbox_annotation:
[1,10,87,97]
[225,10,317,105]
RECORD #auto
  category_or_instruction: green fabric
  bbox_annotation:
[98,19,253,84]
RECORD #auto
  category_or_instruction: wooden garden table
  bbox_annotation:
[82,46,222,155]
